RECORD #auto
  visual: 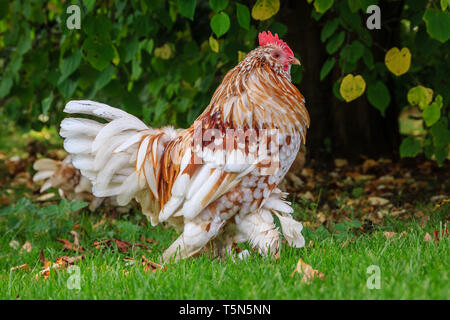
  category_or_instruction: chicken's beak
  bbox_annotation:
[290,57,301,65]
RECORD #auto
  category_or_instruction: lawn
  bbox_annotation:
[0,126,448,300]
[0,196,448,300]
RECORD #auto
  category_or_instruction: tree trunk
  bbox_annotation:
[281,0,402,161]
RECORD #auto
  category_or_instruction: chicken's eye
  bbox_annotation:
[271,51,281,59]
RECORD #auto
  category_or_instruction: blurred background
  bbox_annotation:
[0,0,449,208]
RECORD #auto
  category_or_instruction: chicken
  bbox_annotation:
[60,31,310,262]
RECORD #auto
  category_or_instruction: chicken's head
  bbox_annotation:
[256,31,300,74]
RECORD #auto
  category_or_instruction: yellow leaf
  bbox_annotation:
[154,43,172,60]
[209,36,219,53]
[238,50,246,62]
[339,74,366,102]
[385,47,411,76]
[251,0,280,21]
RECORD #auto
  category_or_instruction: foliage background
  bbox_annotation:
[0,0,449,164]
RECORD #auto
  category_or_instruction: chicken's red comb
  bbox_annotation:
[258,31,294,57]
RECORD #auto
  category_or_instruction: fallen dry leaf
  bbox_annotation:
[35,255,83,280]
[368,196,390,206]
[20,241,32,253]
[290,258,324,284]
[10,264,29,272]
[362,159,378,173]
[56,238,85,253]
[93,239,148,253]
[334,159,348,168]
[384,231,397,239]
[70,230,80,247]
[141,256,165,272]
[433,228,448,242]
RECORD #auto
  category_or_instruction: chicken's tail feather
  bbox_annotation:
[61,100,177,223]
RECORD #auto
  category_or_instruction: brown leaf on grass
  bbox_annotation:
[340,238,356,248]
[115,239,132,252]
[384,231,397,239]
[433,228,448,242]
[93,239,148,253]
[290,259,324,284]
[56,238,84,253]
[70,230,80,247]
[36,255,84,280]
[11,264,29,272]
[141,256,166,272]
[20,241,32,253]
[424,233,433,242]
[420,216,429,228]
[368,197,390,206]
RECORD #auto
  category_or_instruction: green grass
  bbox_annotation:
[0,198,449,300]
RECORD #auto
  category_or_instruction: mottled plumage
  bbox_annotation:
[60,31,310,261]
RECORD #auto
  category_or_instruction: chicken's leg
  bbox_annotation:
[163,217,225,262]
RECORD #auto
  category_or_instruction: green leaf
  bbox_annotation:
[210,0,228,13]
[95,65,115,91]
[210,12,230,38]
[314,0,334,14]
[362,47,374,68]
[422,95,443,127]
[69,201,88,211]
[346,40,364,63]
[347,0,361,12]
[82,0,96,13]
[132,59,142,80]
[441,0,449,11]
[148,77,165,96]
[367,81,390,116]
[320,57,335,81]
[434,146,448,166]
[177,0,197,20]
[326,31,345,54]
[236,3,250,30]
[321,18,339,43]
[141,39,154,55]
[58,77,79,98]
[82,38,115,71]
[83,14,112,42]
[41,93,53,115]
[407,85,433,110]
[430,118,450,147]
[59,50,82,83]
[0,75,13,99]
[333,80,344,101]
[400,136,422,158]
[423,8,450,43]
[124,37,139,63]
[17,33,32,54]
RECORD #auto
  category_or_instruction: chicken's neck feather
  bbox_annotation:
[195,53,309,138]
